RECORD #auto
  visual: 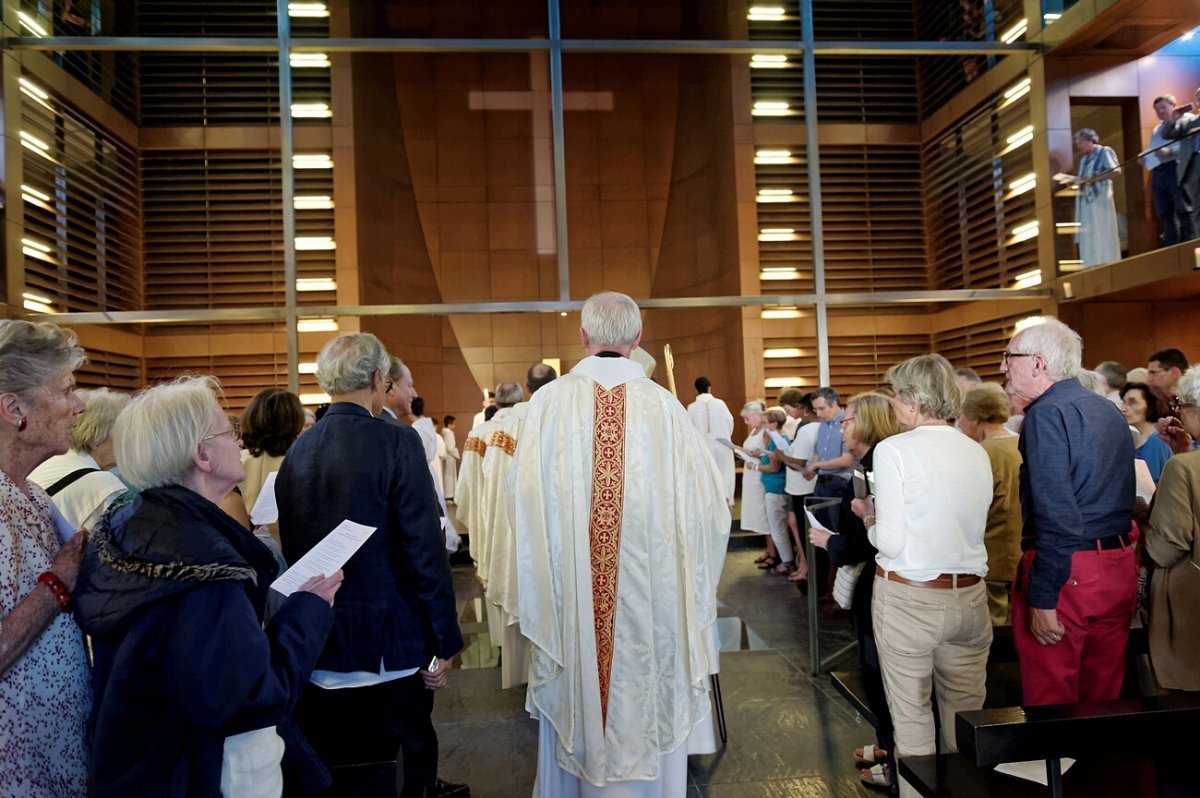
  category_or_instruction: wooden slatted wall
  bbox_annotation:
[145,353,288,413]
[20,75,143,313]
[915,0,1025,117]
[932,312,1029,382]
[761,331,932,402]
[923,84,1037,290]
[77,349,144,392]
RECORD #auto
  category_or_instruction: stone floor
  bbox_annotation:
[431,545,879,797]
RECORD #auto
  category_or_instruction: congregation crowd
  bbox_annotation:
[2,297,1199,798]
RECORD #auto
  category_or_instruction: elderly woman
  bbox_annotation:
[237,387,305,545]
[958,384,1022,625]
[1120,381,1173,483]
[73,376,342,797]
[738,401,773,566]
[0,320,90,796]
[851,354,992,791]
[809,392,902,789]
[746,408,799,575]
[1069,128,1122,268]
[30,387,131,530]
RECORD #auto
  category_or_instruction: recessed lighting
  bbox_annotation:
[752,100,792,117]
[19,131,50,154]
[754,149,793,165]
[297,318,339,333]
[1008,220,1039,244]
[764,348,803,358]
[289,52,331,68]
[759,228,797,242]
[297,277,337,291]
[1000,18,1028,44]
[17,11,48,36]
[294,195,335,210]
[756,188,795,203]
[760,267,800,280]
[291,102,332,118]
[20,184,51,203]
[293,153,333,169]
[747,6,786,21]
[1004,125,1034,150]
[295,236,336,250]
[18,77,49,102]
[762,306,802,319]
[288,2,329,17]
[765,377,803,388]
[751,54,790,69]
[299,392,332,405]
[1007,173,1036,196]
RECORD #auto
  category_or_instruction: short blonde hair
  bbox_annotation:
[740,400,765,417]
[70,388,130,453]
[959,383,1010,425]
[848,392,902,447]
[886,354,962,421]
[764,407,787,428]
[0,320,85,400]
[114,376,224,491]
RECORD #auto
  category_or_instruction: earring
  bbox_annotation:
[16,417,27,432]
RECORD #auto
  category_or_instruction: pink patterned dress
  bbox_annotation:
[0,469,90,797]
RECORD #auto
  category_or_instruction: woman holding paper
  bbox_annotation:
[0,320,91,796]
[849,355,992,796]
[73,376,342,797]
[739,401,774,567]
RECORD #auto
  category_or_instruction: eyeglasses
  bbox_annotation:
[839,416,855,427]
[1001,350,1033,367]
[202,421,241,443]
[385,380,394,393]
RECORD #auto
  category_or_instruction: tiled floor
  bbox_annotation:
[432,546,880,797]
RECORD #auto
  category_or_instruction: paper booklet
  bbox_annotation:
[994,758,1076,785]
[766,430,790,451]
[249,471,280,525]
[715,436,736,449]
[804,508,834,536]
[270,519,376,596]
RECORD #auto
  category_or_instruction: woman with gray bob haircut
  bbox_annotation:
[30,387,132,530]
[581,291,642,348]
[0,320,90,796]
[73,375,343,797]
[316,333,390,396]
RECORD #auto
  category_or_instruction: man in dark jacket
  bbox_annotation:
[276,333,466,798]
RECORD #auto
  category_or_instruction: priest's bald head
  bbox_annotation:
[581,291,643,356]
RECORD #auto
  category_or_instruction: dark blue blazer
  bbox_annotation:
[277,402,463,672]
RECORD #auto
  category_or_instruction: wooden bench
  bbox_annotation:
[898,692,1200,797]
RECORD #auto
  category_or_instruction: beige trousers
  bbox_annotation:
[872,576,992,796]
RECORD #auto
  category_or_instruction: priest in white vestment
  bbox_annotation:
[685,377,736,506]
[513,292,731,797]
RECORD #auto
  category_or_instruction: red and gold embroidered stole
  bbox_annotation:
[588,384,626,731]
[489,430,517,457]
[464,436,488,456]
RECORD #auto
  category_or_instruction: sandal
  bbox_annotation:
[753,553,771,564]
[774,561,796,575]
[860,763,892,790]
[756,555,780,570]
[855,744,887,765]
[788,566,809,583]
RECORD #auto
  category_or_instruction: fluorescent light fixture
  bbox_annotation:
[1014,317,1043,333]
[296,277,337,291]
[299,392,332,405]
[1007,173,1037,196]
[756,188,795,203]
[765,377,803,388]
[1009,220,1039,243]
[17,11,48,36]
[20,184,51,203]
[752,100,792,117]
[292,153,333,169]
[294,195,335,210]
[1000,18,1028,44]
[19,131,50,154]
[747,6,786,21]
[764,348,803,358]
[754,149,793,165]
[762,306,802,319]
[1057,259,1084,272]
[22,297,55,314]
[559,311,568,317]
[18,77,49,101]
[298,362,319,374]
[751,54,790,69]
[21,238,51,253]
[1043,12,1061,23]
[289,52,331,68]
[1001,77,1031,107]
[288,2,329,17]
[759,228,797,242]
[1055,222,1081,232]
[295,236,336,250]
[1013,269,1041,282]
[291,102,332,118]
[760,267,801,280]
[1004,125,1034,151]
[297,318,339,333]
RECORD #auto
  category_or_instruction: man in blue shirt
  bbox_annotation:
[1002,317,1136,706]
[803,386,854,534]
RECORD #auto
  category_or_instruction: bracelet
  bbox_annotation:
[37,571,71,612]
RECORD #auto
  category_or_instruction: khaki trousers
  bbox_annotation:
[872,575,991,795]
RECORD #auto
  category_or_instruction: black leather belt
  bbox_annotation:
[816,475,847,483]
[1021,532,1131,553]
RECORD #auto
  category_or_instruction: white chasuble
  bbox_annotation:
[685,394,736,506]
[457,418,502,583]
[513,355,731,792]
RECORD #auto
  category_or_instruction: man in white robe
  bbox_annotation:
[513,292,730,797]
[685,377,736,506]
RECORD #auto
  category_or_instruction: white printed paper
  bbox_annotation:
[767,430,789,450]
[249,471,280,525]
[270,519,376,596]
[1134,459,1156,504]
[50,503,76,544]
[804,508,834,535]
[994,758,1075,785]
[716,436,736,449]
[736,450,757,464]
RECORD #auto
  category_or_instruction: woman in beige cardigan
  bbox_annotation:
[1145,367,1200,693]
[238,387,305,547]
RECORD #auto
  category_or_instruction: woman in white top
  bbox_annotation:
[850,354,992,793]
[738,401,772,566]
[30,387,131,530]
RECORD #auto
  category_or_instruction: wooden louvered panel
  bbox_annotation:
[76,350,144,392]
[914,0,1024,117]
[757,146,927,294]
[747,0,916,41]
[932,312,1029,382]
[145,353,289,413]
[750,56,918,124]
[141,150,336,309]
[923,86,1037,290]
[761,332,931,402]
[20,77,143,314]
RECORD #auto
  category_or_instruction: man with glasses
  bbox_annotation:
[1145,347,1189,407]
[1001,317,1136,706]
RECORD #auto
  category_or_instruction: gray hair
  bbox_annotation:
[495,381,524,407]
[316,333,390,395]
[71,388,130,453]
[1012,316,1082,381]
[740,400,765,416]
[1074,128,1100,144]
[581,292,642,348]
[0,320,86,400]
[114,376,224,490]
[886,353,963,421]
[1095,360,1127,391]
[1178,367,1200,407]
[386,355,407,383]
[811,386,840,406]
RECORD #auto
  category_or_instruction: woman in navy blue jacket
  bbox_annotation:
[74,376,342,797]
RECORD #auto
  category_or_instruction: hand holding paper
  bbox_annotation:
[271,519,376,596]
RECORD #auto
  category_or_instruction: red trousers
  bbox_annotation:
[1011,545,1137,706]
